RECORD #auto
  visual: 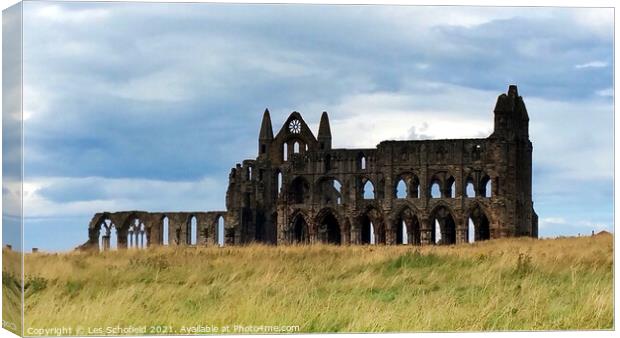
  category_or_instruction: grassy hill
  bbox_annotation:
[8,234,613,333]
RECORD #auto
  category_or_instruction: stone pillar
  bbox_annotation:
[117,227,128,249]
[420,217,433,245]
[456,227,468,244]
[89,227,100,251]
[341,219,351,245]
[350,222,360,245]
[385,219,396,245]
[102,232,110,251]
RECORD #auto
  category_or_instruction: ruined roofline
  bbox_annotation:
[92,210,226,215]
[322,137,491,153]
[378,136,491,145]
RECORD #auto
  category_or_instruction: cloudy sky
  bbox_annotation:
[11,2,614,251]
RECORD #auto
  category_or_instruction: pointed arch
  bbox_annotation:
[480,174,492,198]
[315,208,341,245]
[357,152,367,170]
[217,215,225,246]
[359,206,384,245]
[316,176,343,205]
[362,178,375,200]
[290,212,309,244]
[429,175,442,198]
[465,175,476,197]
[394,204,420,245]
[446,176,456,198]
[395,179,407,199]
[161,215,169,245]
[429,204,456,245]
[468,203,491,242]
[187,215,197,245]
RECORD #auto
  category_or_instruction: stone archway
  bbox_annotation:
[316,209,341,245]
[290,213,309,244]
[430,205,457,245]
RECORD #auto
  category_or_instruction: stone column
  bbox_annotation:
[385,218,396,245]
[117,227,128,249]
[420,217,433,245]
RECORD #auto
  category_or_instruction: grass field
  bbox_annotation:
[5,234,614,334]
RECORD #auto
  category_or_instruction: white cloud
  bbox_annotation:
[32,4,109,23]
[596,88,613,97]
[539,217,567,228]
[575,61,608,69]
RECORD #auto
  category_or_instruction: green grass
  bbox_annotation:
[2,249,22,335]
[11,234,614,334]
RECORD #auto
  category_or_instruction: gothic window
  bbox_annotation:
[396,179,407,199]
[363,180,375,199]
[430,178,441,198]
[466,176,476,197]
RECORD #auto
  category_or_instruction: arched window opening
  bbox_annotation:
[247,167,253,181]
[466,179,476,197]
[485,180,492,197]
[410,178,420,198]
[292,215,309,244]
[128,220,138,249]
[468,218,476,243]
[318,210,341,245]
[447,177,456,198]
[99,221,117,252]
[469,206,491,242]
[333,180,342,205]
[481,175,492,198]
[162,216,169,245]
[431,206,456,245]
[430,180,441,198]
[109,224,117,250]
[319,178,343,205]
[277,172,283,195]
[293,141,300,154]
[397,220,408,245]
[98,223,104,251]
[370,222,375,244]
[305,144,309,152]
[283,143,288,161]
[261,144,266,154]
[361,156,367,170]
[435,220,442,245]
[396,179,407,199]
[217,216,225,247]
[189,216,197,245]
[138,222,146,248]
[363,180,375,199]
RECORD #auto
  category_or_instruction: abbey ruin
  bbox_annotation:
[80,85,538,250]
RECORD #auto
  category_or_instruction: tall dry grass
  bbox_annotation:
[13,234,613,333]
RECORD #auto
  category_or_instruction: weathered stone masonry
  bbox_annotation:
[80,85,537,250]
